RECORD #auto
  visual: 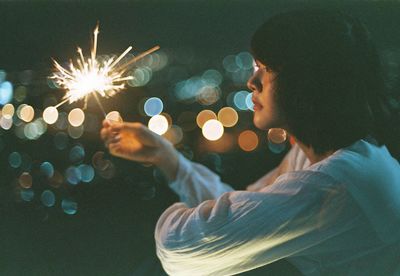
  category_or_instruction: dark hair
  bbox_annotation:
[251,9,400,158]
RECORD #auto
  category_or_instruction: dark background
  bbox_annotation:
[0,1,399,275]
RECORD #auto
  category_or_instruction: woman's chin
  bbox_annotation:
[253,116,268,130]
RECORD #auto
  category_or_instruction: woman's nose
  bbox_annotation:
[247,74,258,92]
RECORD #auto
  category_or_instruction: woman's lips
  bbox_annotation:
[252,99,263,111]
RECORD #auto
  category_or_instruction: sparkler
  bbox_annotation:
[50,23,160,116]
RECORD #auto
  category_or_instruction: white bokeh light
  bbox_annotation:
[43,106,59,125]
[202,119,224,141]
[148,114,168,135]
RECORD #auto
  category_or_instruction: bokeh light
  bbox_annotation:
[217,107,239,127]
[144,97,163,116]
[43,106,59,124]
[9,152,22,168]
[68,108,85,127]
[196,110,217,128]
[0,116,13,130]
[163,125,183,145]
[245,93,254,111]
[238,130,259,151]
[41,190,56,207]
[40,161,55,178]
[233,90,251,111]
[62,199,78,215]
[223,55,240,73]
[19,105,35,122]
[65,166,82,185]
[128,67,152,87]
[0,81,13,105]
[49,170,63,188]
[97,161,116,179]
[0,70,6,83]
[160,112,172,127]
[2,103,14,119]
[24,121,43,140]
[106,111,123,123]
[19,172,32,189]
[202,119,224,141]
[14,86,27,103]
[68,125,84,139]
[267,128,287,144]
[69,144,85,163]
[235,52,254,70]
[202,69,223,86]
[197,86,221,105]
[55,112,68,130]
[20,189,34,202]
[148,114,169,135]
[268,141,287,154]
[92,151,109,171]
[78,164,95,183]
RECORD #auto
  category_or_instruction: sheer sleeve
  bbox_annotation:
[156,171,360,276]
[246,143,311,192]
[167,153,234,208]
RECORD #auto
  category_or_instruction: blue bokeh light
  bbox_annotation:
[65,166,82,185]
[8,152,22,168]
[69,145,85,163]
[78,164,95,183]
[268,141,287,154]
[233,90,250,111]
[245,93,254,111]
[223,55,240,73]
[0,81,13,106]
[40,162,54,178]
[235,52,254,70]
[62,199,78,215]
[0,70,6,83]
[20,189,34,202]
[202,69,223,86]
[40,190,56,207]
[144,97,163,116]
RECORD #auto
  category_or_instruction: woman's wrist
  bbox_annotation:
[154,142,179,182]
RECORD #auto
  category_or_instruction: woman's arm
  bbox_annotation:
[155,172,359,275]
[101,120,234,207]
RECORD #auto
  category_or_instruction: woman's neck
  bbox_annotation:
[294,139,335,165]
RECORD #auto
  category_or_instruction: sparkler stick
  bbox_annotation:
[54,98,70,109]
[93,93,107,118]
[116,45,160,73]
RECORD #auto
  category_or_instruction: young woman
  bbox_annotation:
[101,9,400,275]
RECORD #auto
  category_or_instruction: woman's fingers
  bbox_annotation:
[111,122,161,147]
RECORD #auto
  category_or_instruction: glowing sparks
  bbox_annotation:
[51,23,160,112]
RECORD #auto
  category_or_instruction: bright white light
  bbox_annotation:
[43,106,59,125]
[68,108,85,127]
[202,119,224,141]
[148,114,168,135]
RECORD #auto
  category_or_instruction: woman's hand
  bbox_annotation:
[100,120,179,181]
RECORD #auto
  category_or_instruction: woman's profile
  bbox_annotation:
[101,9,400,275]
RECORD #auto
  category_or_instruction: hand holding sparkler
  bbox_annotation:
[100,120,179,181]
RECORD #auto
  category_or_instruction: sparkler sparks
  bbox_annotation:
[51,23,160,114]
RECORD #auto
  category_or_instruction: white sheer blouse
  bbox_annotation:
[155,140,400,275]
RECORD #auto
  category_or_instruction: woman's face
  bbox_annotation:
[247,60,285,130]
